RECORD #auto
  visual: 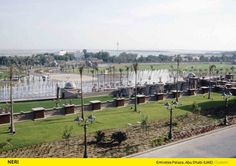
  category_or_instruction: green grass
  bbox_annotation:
[0,71,8,80]
[137,62,234,71]
[96,62,235,71]
[0,92,234,150]
[63,62,236,76]
[0,95,114,113]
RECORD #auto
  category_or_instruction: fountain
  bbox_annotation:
[0,69,185,102]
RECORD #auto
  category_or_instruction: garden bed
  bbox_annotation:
[1,113,235,158]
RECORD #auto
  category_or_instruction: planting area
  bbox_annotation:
[0,93,236,157]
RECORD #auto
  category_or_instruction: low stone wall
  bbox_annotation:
[0,91,222,125]
[84,91,113,97]
[13,112,33,121]
[101,100,114,108]
[44,108,64,117]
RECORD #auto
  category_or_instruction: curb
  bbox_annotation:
[126,123,236,158]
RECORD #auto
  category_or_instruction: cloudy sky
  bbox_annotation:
[0,0,236,50]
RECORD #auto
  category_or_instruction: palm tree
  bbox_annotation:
[199,69,203,77]
[225,68,229,75]
[112,66,116,84]
[133,63,138,112]
[79,66,85,119]
[216,69,219,77]
[9,65,15,134]
[208,64,216,99]
[175,55,180,102]
[230,66,235,74]
[119,68,123,86]
[149,65,154,84]
[150,65,154,71]
[90,69,95,86]
[125,65,130,86]
[219,68,223,75]
[95,67,99,90]
[103,69,106,87]
[108,66,112,86]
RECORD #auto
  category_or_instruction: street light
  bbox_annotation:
[74,114,96,158]
[164,101,178,140]
[222,89,232,125]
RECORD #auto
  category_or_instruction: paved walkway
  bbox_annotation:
[130,125,236,158]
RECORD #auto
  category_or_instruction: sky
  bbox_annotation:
[0,0,236,51]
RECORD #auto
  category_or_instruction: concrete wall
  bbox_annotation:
[0,90,220,125]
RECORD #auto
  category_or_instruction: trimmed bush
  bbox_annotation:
[151,137,167,147]
[192,102,201,114]
[94,130,105,144]
[111,131,127,145]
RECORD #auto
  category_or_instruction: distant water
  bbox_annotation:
[0,49,75,57]
[0,49,223,57]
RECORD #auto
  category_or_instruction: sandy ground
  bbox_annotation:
[48,73,96,82]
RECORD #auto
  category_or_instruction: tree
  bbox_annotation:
[125,65,130,86]
[102,70,106,87]
[133,63,138,112]
[9,65,15,134]
[95,67,99,90]
[119,68,123,86]
[108,66,112,86]
[175,55,180,102]
[90,69,95,86]
[150,65,154,84]
[79,66,85,119]
[112,66,116,84]
[230,66,235,74]
[83,49,88,59]
[208,65,216,99]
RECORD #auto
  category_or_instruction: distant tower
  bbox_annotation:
[116,41,119,55]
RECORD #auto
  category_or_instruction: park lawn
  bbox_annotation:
[0,71,8,80]
[67,62,235,77]
[94,62,234,71]
[138,62,234,71]
[0,92,234,150]
[0,95,114,113]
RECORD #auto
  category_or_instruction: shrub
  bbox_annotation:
[55,99,61,107]
[0,138,12,149]
[140,114,149,131]
[111,131,127,145]
[95,130,105,144]
[62,125,73,140]
[192,102,201,114]
[151,137,167,147]
[125,144,139,155]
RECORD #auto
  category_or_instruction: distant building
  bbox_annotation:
[57,50,67,56]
